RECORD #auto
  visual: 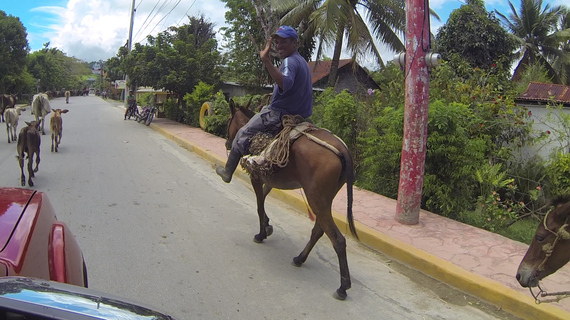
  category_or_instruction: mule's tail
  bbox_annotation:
[341,150,358,240]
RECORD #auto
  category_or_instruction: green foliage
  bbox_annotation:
[27,46,91,93]
[496,218,540,245]
[183,81,215,127]
[126,15,221,102]
[422,101,488,217]
[435,3,517,71]
[163,98,184,123]
[137,92,154,107]
[203,90,231,137]
[0,11,30,93]
[495,0,570,84]
[357,107,405,198]
[312,89,364,156]
[545,152,570,196]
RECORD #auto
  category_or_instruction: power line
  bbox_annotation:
[134,0,173,42]
[145,0,182,37]
[133,0,163,41]
[175,0,197,26]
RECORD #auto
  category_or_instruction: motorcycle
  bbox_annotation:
[125,102,138,120]
[136,105,157,126]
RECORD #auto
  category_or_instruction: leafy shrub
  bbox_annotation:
[183,81,214,127]
[204,90,230,138]
[163,98,184,123]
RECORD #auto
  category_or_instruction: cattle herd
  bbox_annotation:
[2,93,69,187]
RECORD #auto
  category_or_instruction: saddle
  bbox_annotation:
[241,115,341,180]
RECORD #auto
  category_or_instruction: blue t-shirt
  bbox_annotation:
[269,52,313,118]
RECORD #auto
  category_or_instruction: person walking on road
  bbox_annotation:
[216,25,313,183]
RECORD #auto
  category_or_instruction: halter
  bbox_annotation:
[529,208,570,303]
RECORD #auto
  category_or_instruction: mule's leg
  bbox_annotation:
[33,150,40,173]
[26,155,34,186]
[251,180,273,243]
[6,125,10,143]
[293,221,324,266]
[51,133,55,152]
[306,192,351,300]
[18,155,25,186]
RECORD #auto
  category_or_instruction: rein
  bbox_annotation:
[529,209,570,304]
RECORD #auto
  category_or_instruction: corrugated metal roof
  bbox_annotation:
[517,82,570,104]
[308,59,353,84]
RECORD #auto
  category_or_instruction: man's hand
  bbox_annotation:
[260,38,272,63]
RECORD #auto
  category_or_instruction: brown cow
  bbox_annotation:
[50,109,69,152]
[16,121,41,187]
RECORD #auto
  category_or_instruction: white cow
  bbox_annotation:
[4,106,26,143]
[31,93,51,135]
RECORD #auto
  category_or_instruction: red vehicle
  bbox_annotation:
[0,188,87,287]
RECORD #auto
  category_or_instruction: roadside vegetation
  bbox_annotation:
[1,0,570,244]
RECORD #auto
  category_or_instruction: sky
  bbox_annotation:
[1,0,567,68]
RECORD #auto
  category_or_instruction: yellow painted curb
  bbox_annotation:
[152,124,570,320]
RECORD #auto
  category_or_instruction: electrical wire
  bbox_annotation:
[133,0,163,41]
[175,0,197,26]
[145,0,183,37]
[133,0,173,42]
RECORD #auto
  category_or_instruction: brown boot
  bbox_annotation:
[216,149,242,183]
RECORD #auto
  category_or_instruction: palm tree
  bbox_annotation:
[551,8,570,84]
[271,0,407,88]
[495,0,570,83]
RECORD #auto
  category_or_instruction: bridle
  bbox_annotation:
[529,208,570,303]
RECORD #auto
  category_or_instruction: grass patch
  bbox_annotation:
[495,218,540,245]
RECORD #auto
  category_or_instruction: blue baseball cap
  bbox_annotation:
[273,26,298,39]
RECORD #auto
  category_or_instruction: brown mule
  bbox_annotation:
[223,99,357,300]
[516,195,570,290]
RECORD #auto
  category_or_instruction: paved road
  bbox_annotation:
[0,95,519,319]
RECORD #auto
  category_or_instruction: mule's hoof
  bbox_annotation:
[266,225,273,237]
[333,289,347,300]
[253,234,265,243]
[292,257,303,267]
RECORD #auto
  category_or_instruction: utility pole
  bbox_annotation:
[394,0,433,225]
[123,0,136,106]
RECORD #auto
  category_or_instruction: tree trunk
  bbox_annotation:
[327,27,345,88]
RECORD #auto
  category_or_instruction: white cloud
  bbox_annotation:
[30,0,228,62]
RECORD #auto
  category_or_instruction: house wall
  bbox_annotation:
[519,103,570,159]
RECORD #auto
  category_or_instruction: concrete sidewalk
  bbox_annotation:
[147,116,570,320]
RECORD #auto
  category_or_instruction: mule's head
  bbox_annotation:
[516,195,570,287]
[24,120,41,131]
[53,109,69,116]
[224,98,254,150]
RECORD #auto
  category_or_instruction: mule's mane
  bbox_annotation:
[547,194,570,208]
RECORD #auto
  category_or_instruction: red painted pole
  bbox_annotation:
[395,0,431,225]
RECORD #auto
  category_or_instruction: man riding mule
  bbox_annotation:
[216,25,312,183]
[216,26,358,300]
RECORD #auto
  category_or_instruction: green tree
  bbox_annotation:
[435,0,517,72]
[0,11,32,94]
[220,0,270,89]
[273,0,407,88]
[495,0,570,83]
[126,15,221,105]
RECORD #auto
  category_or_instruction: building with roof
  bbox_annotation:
[308,59,380,94]
[516,82,570,158]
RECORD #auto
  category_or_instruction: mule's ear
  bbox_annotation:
[245,97,253,111]
[557,201,570,220]
[62,109,69,113]
[25,121,31,126]
[229,99,236,115]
